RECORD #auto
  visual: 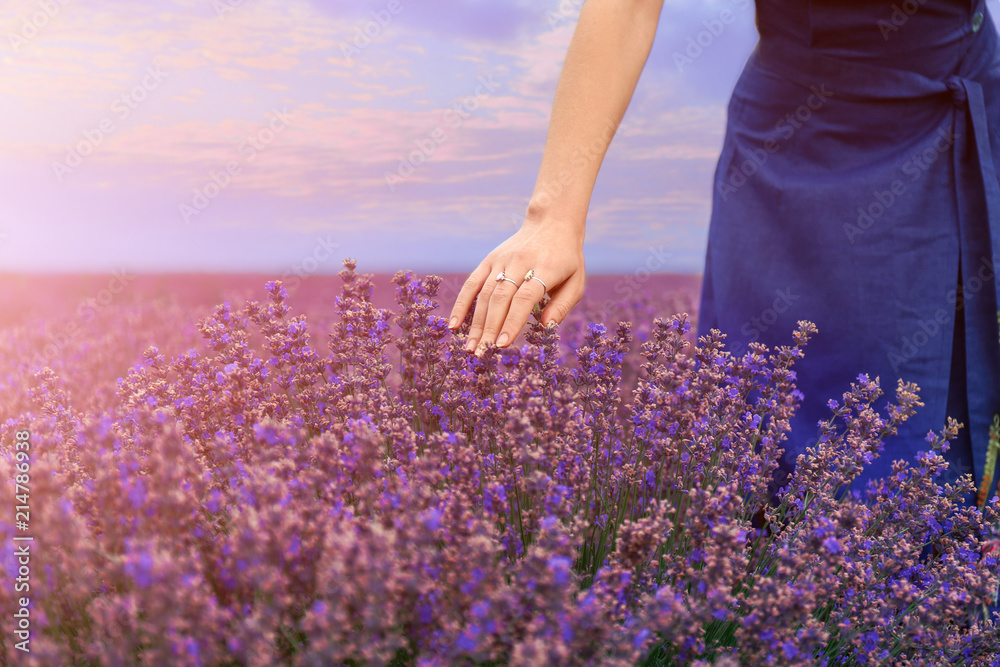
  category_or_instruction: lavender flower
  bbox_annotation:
[0,259,996,665]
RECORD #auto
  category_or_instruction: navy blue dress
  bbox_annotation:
[697,0,1000,496]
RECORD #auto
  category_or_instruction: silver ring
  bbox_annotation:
[495,270,519,288]
[524,269,547,292]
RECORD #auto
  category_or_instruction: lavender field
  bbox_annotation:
[1,261,999,666]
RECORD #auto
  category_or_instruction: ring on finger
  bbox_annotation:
[524,269,547,293]
[495,270,520,288]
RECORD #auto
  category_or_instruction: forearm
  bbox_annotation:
[525,0,664,242]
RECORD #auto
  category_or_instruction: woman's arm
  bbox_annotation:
[448,0,665,354]
[526,0,665,237]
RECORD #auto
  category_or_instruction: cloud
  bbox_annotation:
[308,0,538,44]
[0,0,760,272]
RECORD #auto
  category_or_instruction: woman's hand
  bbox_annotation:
[445,0,664,355]
[448,218,585,356]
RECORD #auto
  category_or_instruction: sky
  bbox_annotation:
[1,0,763,275]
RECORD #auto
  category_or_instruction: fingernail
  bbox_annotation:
[465,338,476,352]
[497,332,508,346]
[449,317,458,329]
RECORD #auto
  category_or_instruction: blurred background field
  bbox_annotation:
[0,270,701,413]
[0,272,701,329]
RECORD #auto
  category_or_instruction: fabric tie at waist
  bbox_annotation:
[754,38,1000,308]
[757,39,999,316]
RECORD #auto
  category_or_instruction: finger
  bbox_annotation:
[476,265,534,354]
[495,273,548,348]
[449,263,491,331]
[465,270,500,352]
[474,267,527,355]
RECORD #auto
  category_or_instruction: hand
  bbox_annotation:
[448,220,585,356]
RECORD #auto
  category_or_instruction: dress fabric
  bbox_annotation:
[697,0,1000,495]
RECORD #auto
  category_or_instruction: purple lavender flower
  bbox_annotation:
[4,263,998,666]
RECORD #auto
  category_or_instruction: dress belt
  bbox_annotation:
[754,34,1000,333]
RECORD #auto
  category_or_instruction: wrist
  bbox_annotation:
[523,199,587,247]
